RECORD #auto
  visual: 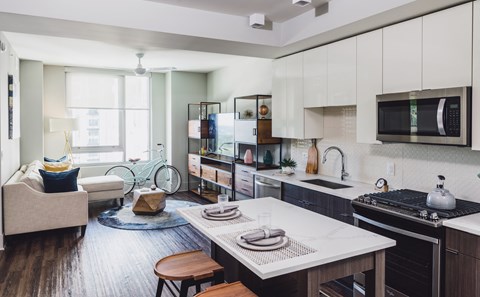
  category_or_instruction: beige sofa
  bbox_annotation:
[2,161,88,236]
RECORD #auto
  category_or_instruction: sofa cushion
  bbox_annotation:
[20,164,28,173]
[39,168,80,193]
[77,175,124,192]
[44,156,67,162]
[20,166,45,192]
[44,162,71,172]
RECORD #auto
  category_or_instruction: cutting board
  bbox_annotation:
[306,139,318,174]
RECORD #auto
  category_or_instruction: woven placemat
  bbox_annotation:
[217,229,317,266]
[180,208,254,228]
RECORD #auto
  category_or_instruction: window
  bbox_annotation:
[66,72,150,164]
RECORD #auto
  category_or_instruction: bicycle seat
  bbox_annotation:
[128,158,141,164]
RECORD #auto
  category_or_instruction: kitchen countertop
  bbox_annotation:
[254,169,375,200]
[443,212,480,236]
[178,197,396,279]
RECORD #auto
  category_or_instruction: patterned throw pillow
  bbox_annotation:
[44,156,67,162]
[39,168,80,193]
[43,162,72,172]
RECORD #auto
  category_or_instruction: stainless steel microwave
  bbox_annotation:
[377,87,471,146]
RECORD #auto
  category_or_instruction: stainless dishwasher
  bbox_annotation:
[254,176,281,199]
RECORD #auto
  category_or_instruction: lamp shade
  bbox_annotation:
[49,117,79,132]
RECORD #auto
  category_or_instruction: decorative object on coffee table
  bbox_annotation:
[132,188,166,215]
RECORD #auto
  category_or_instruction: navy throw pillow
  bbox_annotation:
[39,168,80,193]
[44,155,67,162]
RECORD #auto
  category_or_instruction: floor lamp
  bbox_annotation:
[49,117,79,165]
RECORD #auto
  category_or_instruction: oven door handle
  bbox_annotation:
[353,213,439,244]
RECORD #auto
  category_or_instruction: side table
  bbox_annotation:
[132,188,166,215]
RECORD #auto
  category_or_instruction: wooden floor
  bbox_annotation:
[0,191,212,297]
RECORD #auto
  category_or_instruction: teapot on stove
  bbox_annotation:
[426,175,456,210]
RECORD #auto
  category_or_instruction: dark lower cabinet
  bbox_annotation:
[282,183,355,296]
[282,183,354,225]
[445,228,480,297]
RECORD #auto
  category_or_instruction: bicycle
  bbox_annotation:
[105,144,182,195]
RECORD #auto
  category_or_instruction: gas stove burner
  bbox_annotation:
[364,189,480,219]
[353,189,480,227]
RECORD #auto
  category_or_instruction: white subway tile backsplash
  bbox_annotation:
[291,106,480,203]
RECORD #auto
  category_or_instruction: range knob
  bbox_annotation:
[371,199,377,206]
[364,197,371,204]
[357,195,365,203]
[429,212,439,221]
[419,210,428,219]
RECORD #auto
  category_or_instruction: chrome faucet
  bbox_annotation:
[322,146,349,181]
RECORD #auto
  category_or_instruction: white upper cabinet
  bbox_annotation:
[357,29,383,144]
[303,46,328,108]
[423,2,473,89]
[327,37,357,106]
[285,53,304,139]
[272,53,324,139]
[383,17,422,93]
[272,58,287,138]
[472,1,480,151]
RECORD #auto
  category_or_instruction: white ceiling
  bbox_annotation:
[3,32,257,73]
[145,0,329,22]
[0,0,470,73]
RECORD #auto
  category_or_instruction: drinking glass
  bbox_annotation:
[217,194,229,213]
[257,212,271,229]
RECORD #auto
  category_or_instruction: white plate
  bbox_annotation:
[203,208,237,217]
[201,210,242,221]
[235,232,289,251]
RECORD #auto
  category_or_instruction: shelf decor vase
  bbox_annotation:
[244,149,253,164]
[263,150,273,165]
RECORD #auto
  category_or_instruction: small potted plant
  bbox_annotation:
[280,158,297,174]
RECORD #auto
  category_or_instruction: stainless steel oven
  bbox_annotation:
[377,86,471,146]
[354,213,441,297]
[352,189,480,297]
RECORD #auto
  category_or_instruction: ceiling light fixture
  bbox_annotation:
[249,13,265,29]
[292,0,312,7]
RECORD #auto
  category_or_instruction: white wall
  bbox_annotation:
[207,58,273,112]
[290,106,480,203]
[43,65,67,159]
[0,32,21,249]
[167,71,207,190]
[20,60,44,164]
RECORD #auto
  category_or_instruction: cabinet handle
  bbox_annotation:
[446,248,459,255]
[253,128,257,136]
[241,179,249,182]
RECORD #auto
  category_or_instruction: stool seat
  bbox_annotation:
[154,250,224,297]
[195,282,257,297]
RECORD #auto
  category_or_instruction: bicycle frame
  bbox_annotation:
[123,148,170,186]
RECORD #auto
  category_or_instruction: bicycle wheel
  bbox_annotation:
[105,165,135,195]
[154,165,182,195]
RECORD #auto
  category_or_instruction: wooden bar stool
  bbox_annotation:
[194,281,257,297]
[154,250,224,297]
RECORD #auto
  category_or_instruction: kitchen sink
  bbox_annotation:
[301,179,352,189]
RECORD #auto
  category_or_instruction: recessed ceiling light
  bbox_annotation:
[292,0,312,7]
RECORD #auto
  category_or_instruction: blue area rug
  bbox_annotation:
[98,200,200,230]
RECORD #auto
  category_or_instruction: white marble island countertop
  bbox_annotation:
[178,197,396,279]
[443,212,480,236]
[255,170,376,200]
